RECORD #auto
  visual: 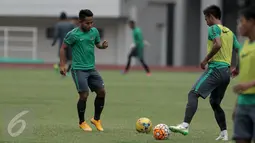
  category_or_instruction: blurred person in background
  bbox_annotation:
[71,16,79,27]
[232,5,255,143]
[52,12,76,75]
[122,20,151,76]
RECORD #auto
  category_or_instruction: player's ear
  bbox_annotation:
[209,14,214,20]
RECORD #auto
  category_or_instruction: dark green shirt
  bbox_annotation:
[132,27,144,49]
[64,27,100,70]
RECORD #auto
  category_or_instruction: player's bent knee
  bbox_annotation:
[78,91,89,100]
[95,89,106,98]
[210,101,220,110]
[188,90,200,98]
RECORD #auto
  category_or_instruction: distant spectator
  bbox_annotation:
[52,12,76,75]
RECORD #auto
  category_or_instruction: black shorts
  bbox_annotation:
[71,69,104,93]
[233,105,255,140]
[129,47,144,59]
[191,67,230,102]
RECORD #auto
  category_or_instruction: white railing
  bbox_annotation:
[0,26,38,59]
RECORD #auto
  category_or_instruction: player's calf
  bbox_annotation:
[94,89,105,118]
[77,92,89,125]
[90,88,105,131]
[77,93,92,132]
[210,101,228,140]
[169,91,198,135]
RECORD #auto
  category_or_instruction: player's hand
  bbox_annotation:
[59,65,67,76]
[51,41,56,47]
[231,68,239,78]
[233,82,254,94]
[200,60,208,70]
[102,40,108,49]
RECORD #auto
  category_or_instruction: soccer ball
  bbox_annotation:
[135,117,152,133]
[153,124,170,140]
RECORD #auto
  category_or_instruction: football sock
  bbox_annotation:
[221,130,228,135]
[210,102,227,131]
[77,99,86,124]
[67,64,72,72]
[184,91,199,124]
[125,56,132,72]
[140,59,150,73]
[181,122,189,128]
[94,97,105,120]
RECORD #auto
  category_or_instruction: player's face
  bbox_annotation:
[80,17,93,31]
[129,23,134,29]
[238,16,254,37]
[205,15,213,26]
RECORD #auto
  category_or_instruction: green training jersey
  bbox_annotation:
[207,24,241,68]
[237,40,255,105]
[132,27,144,49]
[64,27,100,70]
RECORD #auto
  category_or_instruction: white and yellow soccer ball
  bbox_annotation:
[153,124,171,140]
[135,117,152,133]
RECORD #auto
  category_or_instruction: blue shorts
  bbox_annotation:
[71,69,104,92]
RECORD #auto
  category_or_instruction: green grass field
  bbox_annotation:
[0,69,237,143]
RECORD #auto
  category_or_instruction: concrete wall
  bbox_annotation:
[0,0,121,17]
[0,0,242,66]
[0,16,129,64]
[183,0,201,66]
[121,0,169,66]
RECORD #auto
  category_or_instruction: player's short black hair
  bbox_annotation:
[60,12,67,20]
[129,20,136,25]
[239,5,255,20]
[79,9,93,20]
[203,5,221,19]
